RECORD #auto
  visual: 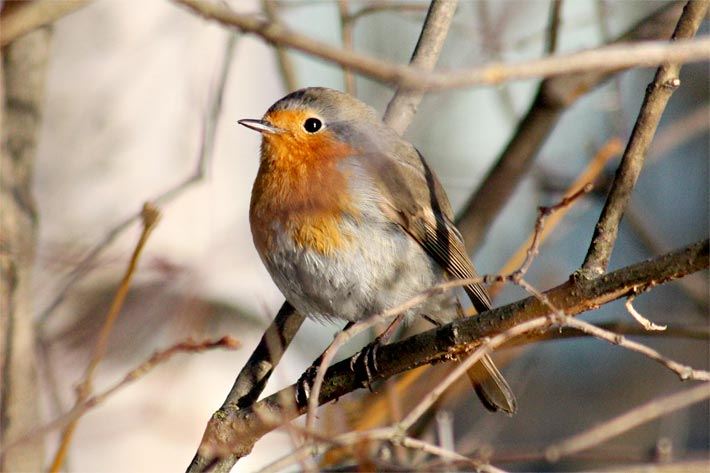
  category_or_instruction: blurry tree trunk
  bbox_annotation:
[0,27,52,471]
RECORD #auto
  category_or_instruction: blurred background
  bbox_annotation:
[11,0,709,471]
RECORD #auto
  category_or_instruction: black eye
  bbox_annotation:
[303,117,322,133]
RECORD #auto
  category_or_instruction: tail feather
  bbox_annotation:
[466,354,517,415]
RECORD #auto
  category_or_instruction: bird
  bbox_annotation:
[239,87,517,414]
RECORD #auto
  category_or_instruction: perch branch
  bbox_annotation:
[195,239,708,462]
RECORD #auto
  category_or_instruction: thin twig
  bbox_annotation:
[488,138,622,297]
[0,337,239,457]
[398,317,552,432]
[48,203,161,473]
[382,0,459,133]
[257,425,485,473]
[262,0,298,92]
[581,0,709,275]
[347,2,430,23]
[545,382,710,461]
[545,0,563,55]
[37,33,237,326]
[175,0,710,92]
[338,0,356,96]
[625,295,667,331]
[562,317,708,382]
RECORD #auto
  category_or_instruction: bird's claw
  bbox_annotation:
[296,364,319,406]
[351,340,381,392]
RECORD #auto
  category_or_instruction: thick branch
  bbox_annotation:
[175,0,710,91]
[186,303,303,473]
[196,239,708,461]
[0,0,91,47]
[382,0,458,134]
[581,0,709,274]
[456,2,685,252]
[0,27,51,472]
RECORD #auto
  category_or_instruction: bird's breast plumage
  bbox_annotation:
[250,149,458,322]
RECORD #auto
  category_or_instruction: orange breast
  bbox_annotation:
[250,129,359,256]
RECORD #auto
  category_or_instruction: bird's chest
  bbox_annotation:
[249,157,359,256]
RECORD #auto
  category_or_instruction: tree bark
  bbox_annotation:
[0,27,52,471]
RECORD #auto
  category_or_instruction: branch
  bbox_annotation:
[261,0,298,92]
[0,26,52,472]
[48,204,161,473]
[456,2,686,252]
[545,382,710,461]
[195,239,708,462]
[0,337,240,458]
[0,0,92,47]
[37,33,237,325]
[581,0,709,275]
[382,0,459,134]
[185,303,305,473]
[337,0,356,96]
[174,0,710,91]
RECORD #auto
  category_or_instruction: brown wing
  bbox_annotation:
[363,143,517,413]
[364,143,491,313]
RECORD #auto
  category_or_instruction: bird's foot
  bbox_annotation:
[296,361,321,406]
[351,339,382,392]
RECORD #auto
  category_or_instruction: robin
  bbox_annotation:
[239,87,517,414]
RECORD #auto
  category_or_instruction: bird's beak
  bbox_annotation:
[238,118,283,134]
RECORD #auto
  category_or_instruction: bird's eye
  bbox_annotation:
[303,117,322,133]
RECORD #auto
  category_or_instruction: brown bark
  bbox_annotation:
[0,27,52,472]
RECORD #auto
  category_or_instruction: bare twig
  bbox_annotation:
[625,296,667,331]
[0,26,52,473]
[257,425,484,473]
[1,337,239,457]
[37,33,237,325]
[338,0,356,96]
[562,317,708,381]
[545,0,563,55]
[347,2,430,23]
[262,0,298,92]
[175,0,710,91]
[48,203,161,473]
[382,0,459,134]
[0,0,92,47]
[456,2,684,252]
[506,322,709,346]
[399,317,552,432]
[581,0,709,275]
[546,382,710,460]
[195,239,708,461]
[488,138,622,298]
